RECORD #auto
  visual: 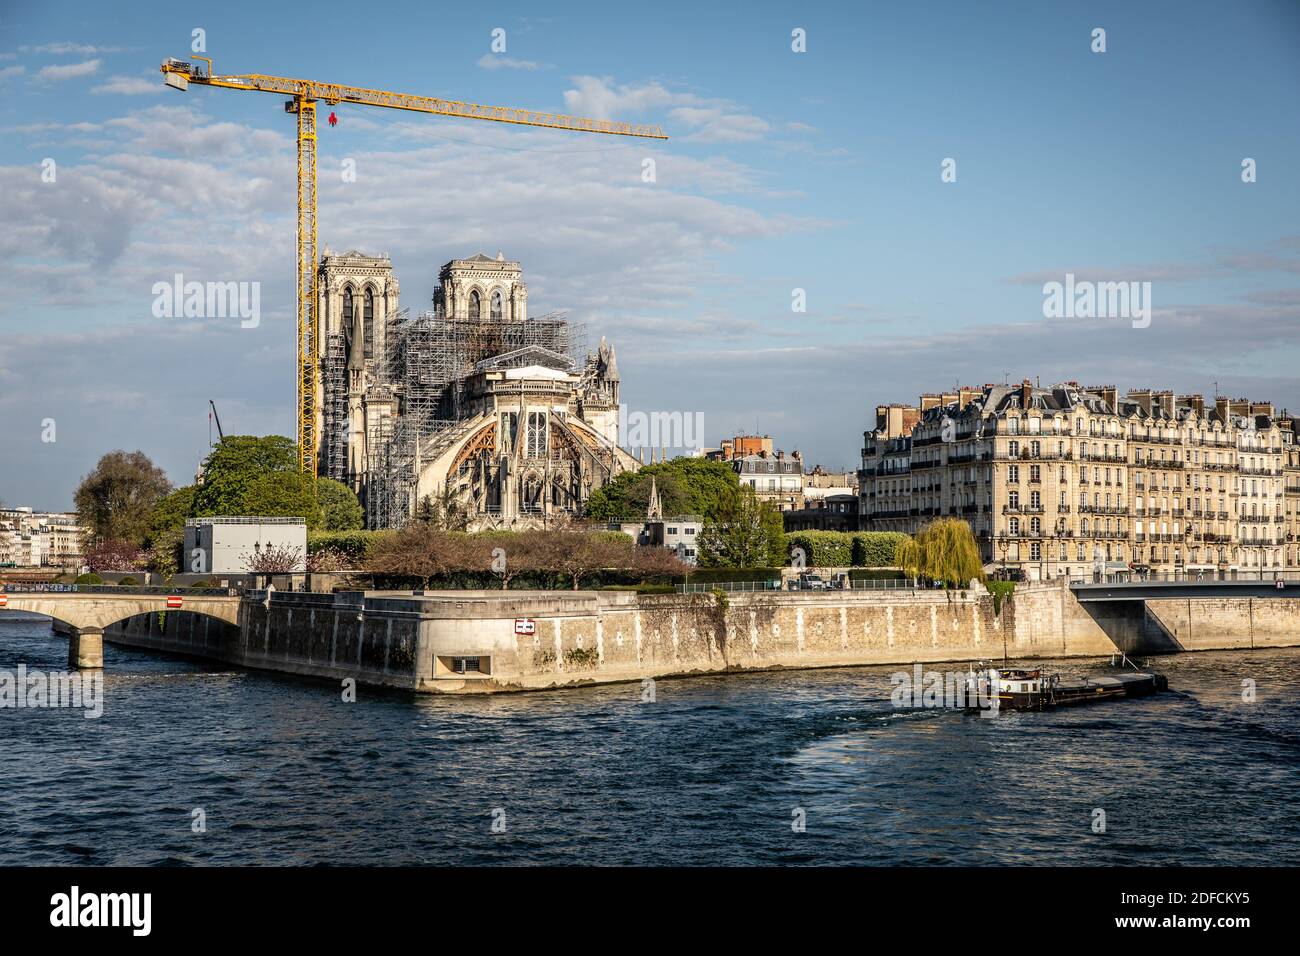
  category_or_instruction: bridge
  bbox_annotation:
[1070,574,1299,603]
[0,585,241,668]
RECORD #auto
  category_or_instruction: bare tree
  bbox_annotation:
[366,523,464,590]
[85,538,148,573]
[241,545,305,574]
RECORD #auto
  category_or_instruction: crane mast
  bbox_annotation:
[161,55,665,476]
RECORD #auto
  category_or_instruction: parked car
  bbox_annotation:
[796,573,829,591]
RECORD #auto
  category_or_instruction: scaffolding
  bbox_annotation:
[321,331,349,482]
[362,308,587,528]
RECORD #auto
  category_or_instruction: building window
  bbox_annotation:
[363,289,374,360]
[491,289,503,322]
[469,289,482,321]
[526,411,547,457]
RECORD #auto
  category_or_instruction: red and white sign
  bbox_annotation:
[514,618,535,635]
[0,595,7,607]
[166,595,184,609]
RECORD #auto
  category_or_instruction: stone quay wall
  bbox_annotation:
[99,582,1300,694]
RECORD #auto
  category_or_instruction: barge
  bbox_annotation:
[964,666,1168,712]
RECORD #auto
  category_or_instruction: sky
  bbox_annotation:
[1,0,1298,510]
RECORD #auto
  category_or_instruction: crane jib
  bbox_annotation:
[160,54,666,475]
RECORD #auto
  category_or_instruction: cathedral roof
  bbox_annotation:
[474,345,576,374]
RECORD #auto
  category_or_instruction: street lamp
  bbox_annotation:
[997,534,1010,579]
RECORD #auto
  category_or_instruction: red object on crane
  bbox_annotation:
[328,111,337,126]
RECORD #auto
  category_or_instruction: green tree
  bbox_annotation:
[239,472,324,528]
[191,435,297,516]
[894,518,986,589]
[74,450,173,547]
[696,485,784,568]
[585,457,740,519]
[316,478,364,531]
[149,485,197,539]
[415,487,470,532]
[146,484,198,577]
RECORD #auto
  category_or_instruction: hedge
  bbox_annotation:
[781,531,910,568]
[307,530,393,562]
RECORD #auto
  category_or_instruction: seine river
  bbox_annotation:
[2,612,1298,866]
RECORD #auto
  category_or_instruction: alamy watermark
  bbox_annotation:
[1042,273,1151,329]
[0,665,103,718]
[618,404,704,453]
[890,664,1000,717]
[151,273,260,328]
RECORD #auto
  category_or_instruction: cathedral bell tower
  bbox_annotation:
[317,248,400,492]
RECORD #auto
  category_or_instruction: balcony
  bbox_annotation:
[1080,505,1129,515]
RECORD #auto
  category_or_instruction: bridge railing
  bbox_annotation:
[0,583,239,597]
[1070,570,1300,586]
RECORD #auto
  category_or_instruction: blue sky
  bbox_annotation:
[1,0,1298,509]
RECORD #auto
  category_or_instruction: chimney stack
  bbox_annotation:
[1155,390,1175,420]
[1127,388,1154,415]
[1179,393,1205,418]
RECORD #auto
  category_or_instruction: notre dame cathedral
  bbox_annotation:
[315,249,639,529]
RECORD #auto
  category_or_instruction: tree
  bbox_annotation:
[415,487,470,532]
[241,544,305,574]
[585,457,740,520]
[238,471,324,528]
[316,478,364,531]
[146,484,198,577]
[366,523,482,589]
[74,450,173,547]
[85,539,148,573]
[190,435,297,517]
[696,486,784,568]
[475,529,546,589]
[894,519,986,589]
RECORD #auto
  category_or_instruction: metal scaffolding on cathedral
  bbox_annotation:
[316,249,638,530]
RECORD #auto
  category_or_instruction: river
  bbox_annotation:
[1,612,1297,865]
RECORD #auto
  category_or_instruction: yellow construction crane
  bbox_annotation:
[160,54,666,475]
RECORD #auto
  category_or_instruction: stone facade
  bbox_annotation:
[859,381,1300,581]
[315,249,638,528]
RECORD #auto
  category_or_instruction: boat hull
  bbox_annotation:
[967,672,1167,712]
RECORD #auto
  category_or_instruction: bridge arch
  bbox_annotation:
[0,591,241,669]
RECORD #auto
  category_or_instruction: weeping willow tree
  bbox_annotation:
[893,518,985,589]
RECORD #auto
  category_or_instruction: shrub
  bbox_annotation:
[75,572,103,585]
[117,575,140,587]
[986,580,1016,615]
[852,532,910,567]
[784,531,854,567]
[307,530,391,564]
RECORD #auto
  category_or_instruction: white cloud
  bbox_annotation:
[23,43,125,55]
[0,65,24,82]
[669,107,771,143]
[92,75,161,96]
[562,75,771,142]
[34,59,100,82]
[476,53,544,71]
